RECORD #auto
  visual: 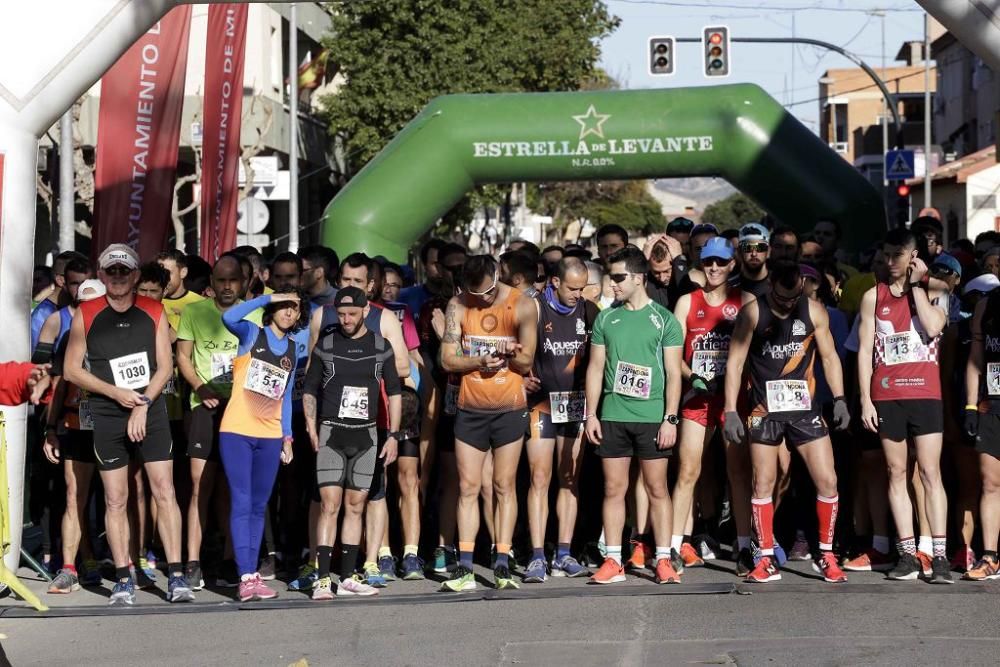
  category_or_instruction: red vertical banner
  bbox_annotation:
[92,7,192,260]
[199,4,249,262]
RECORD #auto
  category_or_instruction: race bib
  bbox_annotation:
[466,336,513,358]
[987,362,1000,396]
[339,386,369,420]
[550,391,586,423]
[78,400,93,431]
[613,361,652,400]
[291,367,306,401]
[210,352,235,384]
[243,358,289,400]
[691,350,727,382]
[884,331,928,366]
[444,383,459,416]
[766,379,811,413]
[111,352,150,390]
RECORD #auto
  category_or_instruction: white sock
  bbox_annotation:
[656,546,671,561]
[918,536,932,556]
[671,535,683,551]
[873,535,890,555]
[599,529,606,544]
[738,536,751,551]
[240,573,253,582]
[607,546,622,565]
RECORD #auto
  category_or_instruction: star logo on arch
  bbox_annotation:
[573,105,611,141]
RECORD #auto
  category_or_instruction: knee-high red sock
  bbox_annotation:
[751,497,775,555]
[816,494,839,552]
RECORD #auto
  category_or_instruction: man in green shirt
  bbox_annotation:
[585,246,683,586]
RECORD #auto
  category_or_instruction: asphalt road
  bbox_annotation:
[0,558,998,666]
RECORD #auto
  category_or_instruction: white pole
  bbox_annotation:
[58,111,75,252]
[288,3,300,253]
[924,12,933,209]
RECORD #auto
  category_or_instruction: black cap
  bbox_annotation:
[334,286,368,309]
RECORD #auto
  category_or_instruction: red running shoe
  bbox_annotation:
[842,548,894,572]
[813,552,847,583]
[745,556,781,583]
[654,558,680,584]
[679,543,704,569]
[628,540,649,570]
[590,558,626,585]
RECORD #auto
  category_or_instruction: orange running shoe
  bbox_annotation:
[654,558,680,584]
[628,540,649,570]
[745,555,781,583]
[589,557,626,584]
[963,555,1000,581]
[916,551,932,577]
[679,543,704,569]
[813,552,847,583]
[842,549,894,572]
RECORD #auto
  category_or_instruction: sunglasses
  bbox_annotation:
[772,289,802,304]
[668,219,694,232]
[467,270,498,296]
[931,266,956,278]
[702,257,731,267]
[609,272,634,284]
[104,265,133,277]
[740,242,769,254]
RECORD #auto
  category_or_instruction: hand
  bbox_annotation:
[114,387,145,410]
[274,292,300,307]
[860,398,879,433]
[662,235,683,261]
[832,398,851,431]
[43,431,61,464]
[585,415,602,445]
[381,436,398,466]
[127,404,148,443]
[722,411,745,446]
[642,233,667,259]
[431,308,446,340]
[656,421,677,450]
[308,428,320,453]
[690,374,710,395]
[28,368,52,405]
[196,384,221,409]
[908,257,929,284]
[964,408,980,440]
[523,372,541,394]
[280,438,294,465]
[26,364,50,388]
[481,353,506,371]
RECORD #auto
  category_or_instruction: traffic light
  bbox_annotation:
[894,181,910,227]
[648,36,675,76]
[703,26,730,77]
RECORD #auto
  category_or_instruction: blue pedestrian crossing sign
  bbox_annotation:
[885,150,915,180]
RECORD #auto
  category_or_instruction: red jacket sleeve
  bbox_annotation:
[0,362,34,406]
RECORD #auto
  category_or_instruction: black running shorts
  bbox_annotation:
[454,409,529,452]
[748,410,828,447]
[92,399,173,471]
[976,413,1000,459]
[596,421,671,460]
[316,422,379,492]
[187,403,225,461]
[59,429,95,464]
[874,399,943,442]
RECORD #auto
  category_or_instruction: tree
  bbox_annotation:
[529,179,663,243]
[701,192,765,231]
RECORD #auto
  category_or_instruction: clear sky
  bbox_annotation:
[598,0,927,133]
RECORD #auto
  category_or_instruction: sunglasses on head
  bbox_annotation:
[104,265,133,277]
[610,272,633,284]
[740,242,769,254]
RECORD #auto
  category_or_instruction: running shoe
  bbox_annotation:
[670,548,685,575]
[589,558,626,585]
[522,558,547,583]
[494,565,519,590]
[813,552,847,583]
[47,569,80,594]
[887,553,921,581]
[628,540,649,570]
[951,545,975,573]
[134,566,155,590]
[139,556,157,581]
[337,574,378,597]
[312,576,335,600]
[144,550,158,572]
[430,546,457,574]
[364,561,387,588]
[440,565,476,592]
[963,555,1000,581]
[696,535,719,561]
[238,579,255,602]
[109,579,136,606]
[842,549,894,572]
[930,556,954,584]
[217,560,240,588]
[378,555,397,582]
[745,556,781,583]
[773,543,788,566]
[167,574,195,603]
[251,573,279,599]
[400,554,425,581]
[654,558,680,584]
[551,554,587,578]
[735,548,755,577]
[185,562,205,591]
[287,563,318,592]
[258,554,277,581]
[81,559,103,587]
[915,551,933,578]
[788,534,812,561]
[679,543,704,569]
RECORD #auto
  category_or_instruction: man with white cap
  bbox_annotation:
[736,222,771,301]
[63,243,193,605]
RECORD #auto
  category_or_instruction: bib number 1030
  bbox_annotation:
[111,352,150,390]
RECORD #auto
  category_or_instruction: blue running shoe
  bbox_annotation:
[167,574,195,603]
[430,546,457,574]
[109,579,136,606]
[378,555,397,582]
[522,558,547,583]
[139,556,157,582]
[401,554,425,581]
[80,559,103,587]
[551,554,587,578]
[364,561,387,588]
[287,563,318,592]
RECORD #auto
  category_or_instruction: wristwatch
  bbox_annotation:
[138,394,152,406]
[387,431,404,440]
[663,414,679,425]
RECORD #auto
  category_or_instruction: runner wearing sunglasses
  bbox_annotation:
[736,223,771,301]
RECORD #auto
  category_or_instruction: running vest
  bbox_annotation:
[458,288,527,413]
[748,296,818,421]
[533,297,596,419]
[871,282,942,402]
[321,304,392,428]
[55,307,73,351]
[979,291,1000,414]
[307,329,396,427]
[684,288,741,383]
[219,327,296,437]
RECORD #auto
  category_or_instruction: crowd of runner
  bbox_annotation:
[22,210,1000,604]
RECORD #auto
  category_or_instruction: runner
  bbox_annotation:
[669,237,745,570]
[723,261,850,584]
[584,246,684,586]
[522,258,598,582]
[303,287,401,599]
[439,255,537,591]
[62,244,193,605]
[218,289,304,602]
[157,249,204,331]
[299,245,340,308]
[31,251,85,352]
[34,257,91,364]
[736,222,771,299]
[857,228,952,583]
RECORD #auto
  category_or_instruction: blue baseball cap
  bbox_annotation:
[700,236,735,262]
[931,252,962,278]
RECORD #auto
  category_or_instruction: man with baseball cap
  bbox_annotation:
[737,223,771,300]
[63,243,194,605]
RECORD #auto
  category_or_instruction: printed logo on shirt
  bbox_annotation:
[792,319,806,337]
[649,312,663,330]
[696,309,706,319]
[481,314,499,333]
[722,304,738,320]
[881,306,891,316]
[576,319,586,335]
[280,356,293,372]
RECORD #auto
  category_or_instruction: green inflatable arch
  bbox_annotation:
[321,83,884,261]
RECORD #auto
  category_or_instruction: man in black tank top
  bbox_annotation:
[723,262,850,585]
[63,244,192,606]
[963,289,1000,579]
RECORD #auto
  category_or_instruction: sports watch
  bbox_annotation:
[663,414,679,425]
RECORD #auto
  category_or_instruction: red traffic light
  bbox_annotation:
[709,32,723,45]
[896,184,910,197]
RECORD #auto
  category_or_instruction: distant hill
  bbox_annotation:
[648,177,738,218]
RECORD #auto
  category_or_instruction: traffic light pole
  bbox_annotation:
[676,36,904,148]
